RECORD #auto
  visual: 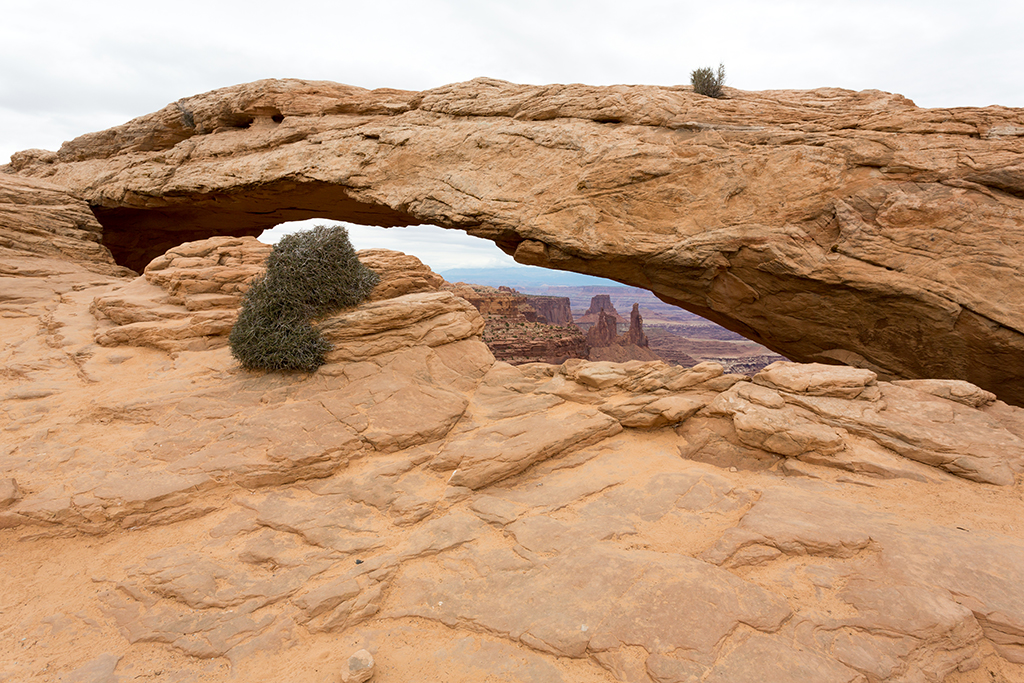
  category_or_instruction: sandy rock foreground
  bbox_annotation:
[3,231,1024,682]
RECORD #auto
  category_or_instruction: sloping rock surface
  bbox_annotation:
[6,78,1024,403]
[4,139,1024,683]
[89,236,445,353]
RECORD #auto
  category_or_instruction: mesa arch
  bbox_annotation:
[6,77,1024,404]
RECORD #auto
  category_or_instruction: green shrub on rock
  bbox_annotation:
[691,63,726,98]
[229,225,380,371]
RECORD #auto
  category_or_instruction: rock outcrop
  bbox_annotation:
[5,84,1024,683]
[482,322,589,365]
[7,78,1024,402]
[89,236,445,353]
[523,294,573,325]
[627,303,649,348]
[4,224,1024,680]
[447,282,589,364]
[587,302,663,364]
[577,294,628,328]
[585,310,619,347]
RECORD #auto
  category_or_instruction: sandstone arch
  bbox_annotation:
[6,77,1024,403]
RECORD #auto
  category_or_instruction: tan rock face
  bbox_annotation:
[89,237,446,353]
[7,96,1024,683]
[0,174,127,277]
[4,225,1024,681]
[6,78,1024,402]
[449,282,589,364]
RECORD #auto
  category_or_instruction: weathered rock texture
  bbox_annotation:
[447,282,589,364]
[587,302,662,364]
[89,237,445,353]
[482,321,589,365]
[7,78,1024,402]
[577,294,628,328]
[5,85,1024,683]
[2,225,1024,681]
[524,294,574,326]
[586,310,619,347]
[627,303,649,348]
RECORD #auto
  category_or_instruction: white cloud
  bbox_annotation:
[3,0,1021,270]
[3,0,1021,161]
[258,219,518,272]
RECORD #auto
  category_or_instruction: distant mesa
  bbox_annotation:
[577,294,628,328]
[587,300,663,364]
[444,282,587,365]
[450,286,681,367]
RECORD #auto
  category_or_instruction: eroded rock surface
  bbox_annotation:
[6,78,1024,403]
[3,178,1024,683]
[447,282,589,364]
[89,236,446,353]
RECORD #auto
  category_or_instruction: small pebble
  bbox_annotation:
[341,648,374,683]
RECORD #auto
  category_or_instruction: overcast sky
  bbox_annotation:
[3,0,1021,273]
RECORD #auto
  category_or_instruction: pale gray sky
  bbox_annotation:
[3,0,1021,272]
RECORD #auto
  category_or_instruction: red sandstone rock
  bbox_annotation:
[8,78,1024,403]
[626,303,648,347]
[586,302,663,363]
[585,310,618,347]
[5,88,1024,683]
[448,282,588,364]
[577,295,627,326]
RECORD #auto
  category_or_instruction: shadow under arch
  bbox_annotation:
[92,179,437,274]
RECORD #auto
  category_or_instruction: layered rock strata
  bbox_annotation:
[523,294,574,325]
[5,96,1024,683]
[4,224,1024,681]
[7,78,1024,401]
[447,282,589,364]
[577,294,628,328]
[587,302,662,364]
[89,237,444,353]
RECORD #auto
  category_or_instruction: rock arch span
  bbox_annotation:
[7,77,1024,403]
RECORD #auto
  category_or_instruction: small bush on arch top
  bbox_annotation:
[691,63,726,98]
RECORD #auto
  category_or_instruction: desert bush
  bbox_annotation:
[691,63,726,98]
[229,225,380,371]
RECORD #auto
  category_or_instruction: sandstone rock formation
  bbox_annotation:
[6,78,1024,402]
[447,282,588,364]
[482,321,589,365]
[88,236,445,354]
[577,294,628,328]
[524,294,573,326]
[627,303,649,348]
[587,301,663,364]
[585,310,619,347]
[5,84,1024,683]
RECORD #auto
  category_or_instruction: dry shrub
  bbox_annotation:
[229,225,379,371]
[691,64,726,98]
